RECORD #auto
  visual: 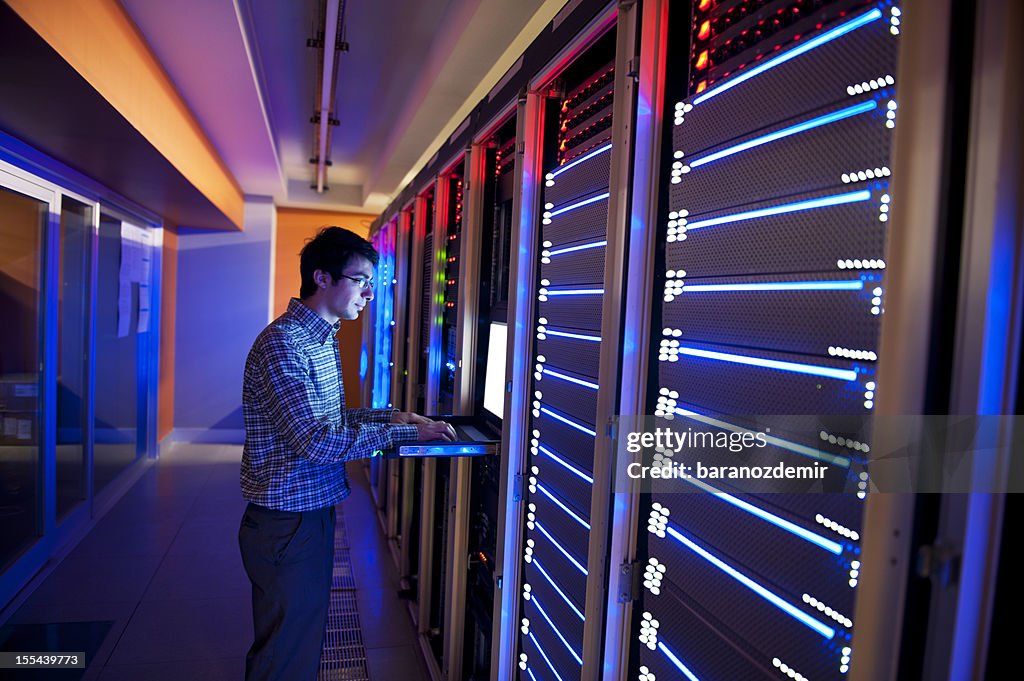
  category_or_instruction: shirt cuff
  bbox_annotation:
[389,424,420,445]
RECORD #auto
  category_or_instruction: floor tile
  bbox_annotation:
[105,597,250,665]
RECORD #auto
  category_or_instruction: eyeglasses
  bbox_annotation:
[337,274,375,290]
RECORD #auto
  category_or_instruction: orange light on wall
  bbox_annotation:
[695,50,709,70]
[696,80,708,94]
[698,19,711,40]
[698,0,712,10]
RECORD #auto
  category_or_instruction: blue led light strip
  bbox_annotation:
[537,482,591,530]
[543,288,604,296]
[693,7,884,105]
[542,367,599,390]
[537,444,594,483]
[528,632,565,681]
[531,594,584,665]
[681,280,864,293]
[535,520,588,575]
[664,523,835,638]
[550,143,613,178]
[527,667,540,681]
[672,406,851,468]
[691,101,877,168]
[539,406,598,436]
[548,240,607,257]
[532,558,585,621]
[685,190,872,231]
[658,641,702,681]
[543,328,602,342]
[678,346,858,381]
[548,192,610,217]
[682,476,843,554]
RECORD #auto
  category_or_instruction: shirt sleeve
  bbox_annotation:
[257,333,416,463]
[346,407,398,424]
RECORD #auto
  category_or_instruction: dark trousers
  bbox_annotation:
[238,502,336,681]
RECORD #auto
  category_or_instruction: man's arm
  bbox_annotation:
[258,334,418,463]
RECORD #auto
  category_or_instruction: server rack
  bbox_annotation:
[368,217,399,509]
[385,206,415,546]
[498,4,640,680]
[613,2,918,681]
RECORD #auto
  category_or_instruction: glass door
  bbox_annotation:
[0,171,53,570]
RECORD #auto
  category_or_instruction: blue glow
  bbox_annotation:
[664,524,835,638]
[527,667,540,681]
[543,328,602,342]
[692,101,877,168]
[548,192,610,217]
[678,346,858,381]
[531,595,584,665]
[686,190,872,231]
[538,444,594,483]
[683,477,843,554]
[542,368,599,390]
[532,558,585,621]
[681,280,864,292]
[658,642,702,681]
[528,632,565,681]
[672,407,851,468]
[537,482,591,530]
[693,8,884,105]
[548,240,607,257]
[543,288,604,296]
[550,143,612,178]
[535,521,588,575]
[539,406,597,436]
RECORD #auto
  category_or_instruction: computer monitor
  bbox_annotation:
[482,322,507,420]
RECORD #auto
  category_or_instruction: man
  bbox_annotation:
[239,226,454,681]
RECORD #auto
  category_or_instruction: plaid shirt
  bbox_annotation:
[241,298,418,511]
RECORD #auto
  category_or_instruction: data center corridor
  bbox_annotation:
[1,443,428,681]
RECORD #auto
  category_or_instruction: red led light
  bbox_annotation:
[698,0,711,10]
[696,80,707,93]
[698,19,711,40]
[695,50,709,70]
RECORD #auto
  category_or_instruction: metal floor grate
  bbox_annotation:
[319,511,370,681]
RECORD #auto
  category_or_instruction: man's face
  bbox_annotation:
[325,255,375,321]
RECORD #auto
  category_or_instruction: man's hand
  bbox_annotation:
[391,411,434,425]
[416,420,457,442]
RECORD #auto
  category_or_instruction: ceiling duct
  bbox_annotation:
[308,0,348,193]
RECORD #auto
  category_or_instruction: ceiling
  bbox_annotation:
[117,0,560,216]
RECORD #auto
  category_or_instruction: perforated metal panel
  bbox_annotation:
[371,223,396,409]
[635,3,901,681]
[517,59,615,681]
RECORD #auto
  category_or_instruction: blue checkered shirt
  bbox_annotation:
[241,298,418,511]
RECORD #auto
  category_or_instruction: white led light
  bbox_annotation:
[864,400,874,409]
[841,173,850,183]
[886,119,895,128]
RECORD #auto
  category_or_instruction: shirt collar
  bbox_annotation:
[287,298,341,345]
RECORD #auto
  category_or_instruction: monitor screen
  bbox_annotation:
[483,322,507,419]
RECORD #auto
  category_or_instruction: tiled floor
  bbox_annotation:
[5,442,430,681]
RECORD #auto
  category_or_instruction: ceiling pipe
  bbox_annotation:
[315,0,341,193]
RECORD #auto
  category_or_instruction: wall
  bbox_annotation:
[275,208,375,409]
[173,198,274,442]
[158,226,177,440]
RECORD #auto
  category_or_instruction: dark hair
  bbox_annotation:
[299,226,379,299]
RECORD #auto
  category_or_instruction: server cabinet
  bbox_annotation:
[499,4,640,679]
[367,217,399,509]
[618,2,915,681]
